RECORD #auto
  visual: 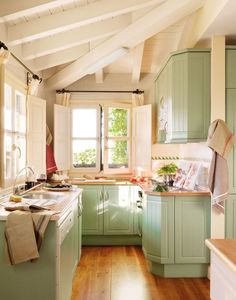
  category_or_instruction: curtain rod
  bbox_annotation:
[56,88,144,94]
[0,41,41,81]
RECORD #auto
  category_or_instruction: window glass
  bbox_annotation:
[107,140,128,169]
[15,135,26,173]
[15,91,26,133]
[4,83,12,131]
[72,140,97,168]
[108,108,128,137]
[4,134,12,179]
[72,108,97,138]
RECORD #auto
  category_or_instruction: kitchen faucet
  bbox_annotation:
[13,166,35,195]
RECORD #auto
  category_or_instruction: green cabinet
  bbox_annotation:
[226,89,236,194]
[226,47,236,88]
[156,49,210,143]
[142,195,174,264]
[103,185,134,235]
[80,185,103,235]
[79,184,141,245]
[225,195,236,238]
[142,194,211,277]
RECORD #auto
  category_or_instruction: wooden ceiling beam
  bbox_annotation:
[46,0,205,89]
[132,42,145,83]
[7,0,164,45]
[22,15,130,60]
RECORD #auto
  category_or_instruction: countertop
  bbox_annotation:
[0,188,82,221]
[205,239,236,274]
[70,179,211,196]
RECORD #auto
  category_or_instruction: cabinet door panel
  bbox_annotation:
[225,195,236,239]
[80,185,103,235]
[103,186,134,235]
[226,89,236,193]
[226,49,236,88]
[175,196,210,263]
[144,196,174,264]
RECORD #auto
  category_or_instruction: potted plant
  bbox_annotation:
[157,162,178,186]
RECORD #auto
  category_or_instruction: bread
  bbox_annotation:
[9,195,22,202]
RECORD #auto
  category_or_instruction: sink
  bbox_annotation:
[23,192,62,200]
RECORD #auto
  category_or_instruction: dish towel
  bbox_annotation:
[46,144,58,175]
[5,209,55,265]
[207,119,235,211]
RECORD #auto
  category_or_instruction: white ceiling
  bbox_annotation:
[0,0,235,90]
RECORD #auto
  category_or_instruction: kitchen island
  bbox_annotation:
[206,239,236,300]
[0,188,82,300]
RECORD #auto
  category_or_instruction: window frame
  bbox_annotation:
[70,102,132,175]
[1,71,27,188]
[70,104,101,173]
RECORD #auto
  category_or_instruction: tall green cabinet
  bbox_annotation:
[156,48,211,143]
[225,48,236,238]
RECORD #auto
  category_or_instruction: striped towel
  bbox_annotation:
[5,210,55,265]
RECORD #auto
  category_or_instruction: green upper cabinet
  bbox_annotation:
[156,49,211,143]
[226,89,236,193]
[103,185,134,235]
[225,195,236,239]
[226,47,236,88]
[79,185,103,235]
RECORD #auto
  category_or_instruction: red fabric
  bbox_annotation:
[46,144,58,175]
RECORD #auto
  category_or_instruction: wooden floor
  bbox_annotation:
[71,246,210,300]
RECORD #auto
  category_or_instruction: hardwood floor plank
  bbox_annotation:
[71,246,210,300]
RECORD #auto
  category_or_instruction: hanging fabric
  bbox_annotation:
[27,74,42,96]
[56,92,71,106]
[0,48,10,64]
[132,92,144,106]
[207,119,235,211]
[46,125,53,145]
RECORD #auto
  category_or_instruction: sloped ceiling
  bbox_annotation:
[0,0,234,90]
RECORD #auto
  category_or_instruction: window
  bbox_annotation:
[71,104,131,174]
[72,106,101,172]
[2,76,26,187]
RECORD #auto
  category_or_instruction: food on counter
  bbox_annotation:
[9,195,22,202]
[129,176,147,183]
[45,184,72,189]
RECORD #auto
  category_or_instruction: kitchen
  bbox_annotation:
[0,0,236,300]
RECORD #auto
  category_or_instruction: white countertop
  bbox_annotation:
[0,188,82,221]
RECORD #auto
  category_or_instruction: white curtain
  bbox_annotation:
[132,93,144,106]
[0,48,10,64]
[28,76,41,96]
[56,92,71,106]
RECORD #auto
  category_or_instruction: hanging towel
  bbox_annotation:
[207,119,234,211]
[46,144,58,175]
[46,125,53,145]
[5,211,39,265]
[4,209,55,265]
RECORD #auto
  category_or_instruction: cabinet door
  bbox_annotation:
[225,195,236,239]
[143,195,174,264]
[103,185,134,235]
[72,201,78,275]
[80,185,103,235]
[226,48,236,88]
[175,196,211,263]
[226,89,236,193]
[54,104,70,171]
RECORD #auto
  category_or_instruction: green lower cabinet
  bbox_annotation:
[79,184,141,245]
[225,195,236,238]
[142,195,211,278]
[104,185,134,235]
[79,185,103,235]
[142,195,174,264]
